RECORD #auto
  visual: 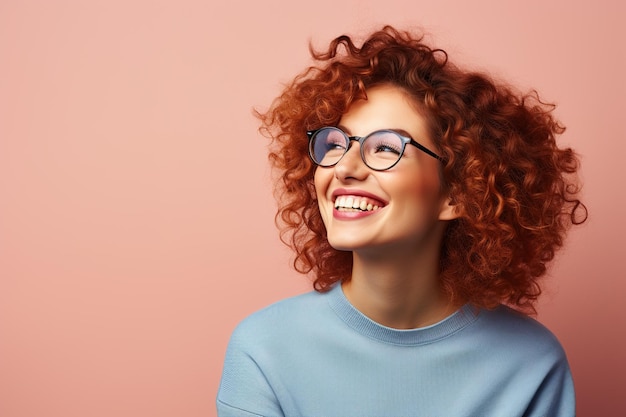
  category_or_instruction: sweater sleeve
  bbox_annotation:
[216,324,285,417]
[523,350,576,417]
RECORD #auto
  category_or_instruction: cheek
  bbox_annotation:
[313,168,330,198]
[421,172,442,198]
[313,174,322,202]
[397,168,443,212]
[313,169,332,216]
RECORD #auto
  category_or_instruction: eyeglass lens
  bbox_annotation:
[310,128,405,170]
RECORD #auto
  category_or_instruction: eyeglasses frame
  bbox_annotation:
[306,126,443,171]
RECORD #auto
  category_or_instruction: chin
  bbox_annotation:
[327,238,367,252]
[326,235,387,252]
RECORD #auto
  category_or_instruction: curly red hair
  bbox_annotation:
[257,26,587,313]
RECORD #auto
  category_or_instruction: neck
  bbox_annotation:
[343,240,456,329]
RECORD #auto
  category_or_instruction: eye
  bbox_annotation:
[311,128,349,165]
[366,132,403,156]
[373,142,402,155]
[322,130,347,151]
[324,139,347,151]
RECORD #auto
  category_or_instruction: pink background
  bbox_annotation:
[1,0,624,416]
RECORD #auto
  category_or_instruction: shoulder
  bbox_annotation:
[227,290,329,350]
[451,306,575,416]
[470,305,568,362]
[478,306,562,341]
[218,293,327,417]
[237,290,326,328]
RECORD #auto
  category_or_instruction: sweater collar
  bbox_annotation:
[326,283,479,346]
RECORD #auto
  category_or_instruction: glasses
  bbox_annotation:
[307,126,443,171]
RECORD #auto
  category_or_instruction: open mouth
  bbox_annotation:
[334,195,385,212]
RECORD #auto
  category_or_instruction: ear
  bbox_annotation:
[438,195,461,221]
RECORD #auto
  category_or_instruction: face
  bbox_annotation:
[314,84,455,255]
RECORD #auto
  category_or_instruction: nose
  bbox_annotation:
[333,141,369,181]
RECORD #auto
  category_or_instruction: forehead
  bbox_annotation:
[339,84,431,143]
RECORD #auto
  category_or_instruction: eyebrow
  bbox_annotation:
[387,128,414,139]
[336,125,415,139]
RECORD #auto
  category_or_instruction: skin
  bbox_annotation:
[314,84,459,329]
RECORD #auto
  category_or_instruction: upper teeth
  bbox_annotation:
[334,195,381,211]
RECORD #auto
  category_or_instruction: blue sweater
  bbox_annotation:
[217,284,575,416]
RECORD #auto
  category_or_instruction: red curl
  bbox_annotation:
[257,26,587,314]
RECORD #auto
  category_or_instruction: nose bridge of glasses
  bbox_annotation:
[344,135,367,160]
[347,135,364,144]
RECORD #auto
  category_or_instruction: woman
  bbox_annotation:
[217,26,586,416]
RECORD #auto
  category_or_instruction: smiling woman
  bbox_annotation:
[216,26,586,417]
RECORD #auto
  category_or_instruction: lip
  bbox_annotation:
[330,188,387,220]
